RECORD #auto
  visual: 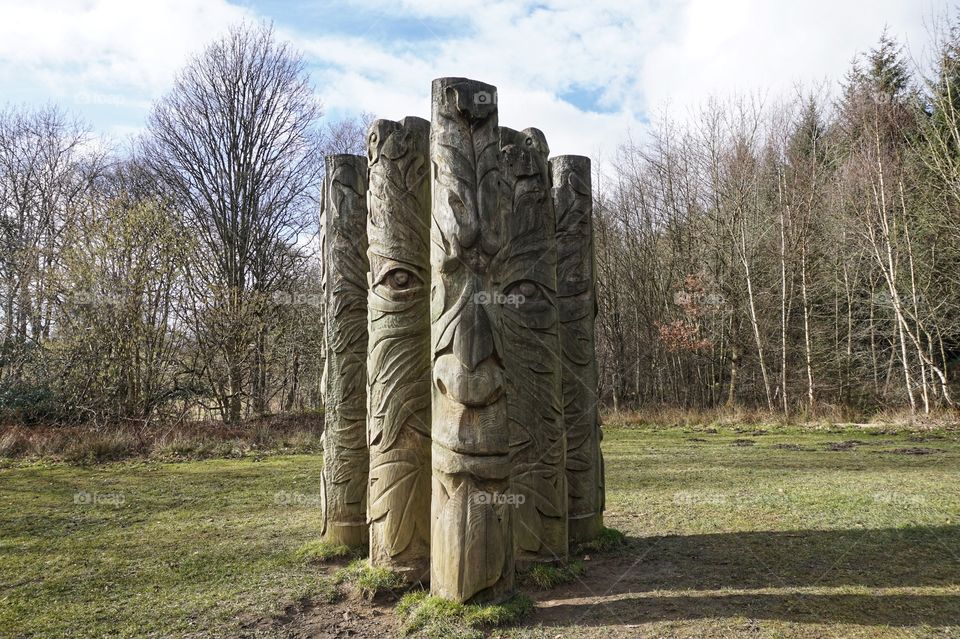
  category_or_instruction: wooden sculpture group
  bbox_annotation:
[319,77,603,604]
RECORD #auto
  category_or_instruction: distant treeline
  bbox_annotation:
[595,26,960,416]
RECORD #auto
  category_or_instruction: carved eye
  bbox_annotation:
[383,268,418,291]
[503,280,543,307]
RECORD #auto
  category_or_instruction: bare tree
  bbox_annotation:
[142,22,323,422]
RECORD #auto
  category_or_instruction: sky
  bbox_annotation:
[0,0,949,160]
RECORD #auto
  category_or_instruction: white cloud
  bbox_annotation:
[292,0,943,164]
[641,0,940,113]
[0,0,252,100]
[0,0,946,158]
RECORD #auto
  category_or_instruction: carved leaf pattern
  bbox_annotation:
[368,447,430,556]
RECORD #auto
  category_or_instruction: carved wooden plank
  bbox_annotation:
[429,77,514,603]
[500,126,568,564]
[365,117,432,582]
[552,155,604,543]
[321,153,370,548]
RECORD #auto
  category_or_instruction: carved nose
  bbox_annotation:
[434,297,502,406]
[434,355,502,407]
[454,298,494,371]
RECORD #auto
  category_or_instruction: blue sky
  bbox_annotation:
[0,0,946,158]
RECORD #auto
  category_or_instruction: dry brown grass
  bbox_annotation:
[0,412,324,463]
[602,405,960,431]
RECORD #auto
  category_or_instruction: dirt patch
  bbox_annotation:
[730,439,755,447]
[884,447,945,456]
[908,433,945,442]
[825,440,865,451]
[247,594,398,638]
[687,437,708,443]
[772,443,810,451]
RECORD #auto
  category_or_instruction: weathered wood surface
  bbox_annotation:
[552,155,604,543]
[320,153,370,548]
[365,117,432,582]
[500,126,567,564]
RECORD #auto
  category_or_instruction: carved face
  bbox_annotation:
[498,127,567,555]
[430,78,515,603]
[366,117,432,570]
[367,118,432,448]
[430,86,508,468]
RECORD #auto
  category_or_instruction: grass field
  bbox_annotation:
[1,422,959,638]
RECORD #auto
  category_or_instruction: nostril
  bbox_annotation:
[436,378,447,396]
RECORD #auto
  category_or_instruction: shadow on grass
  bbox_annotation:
[534,525,960,627]
[538,593,960,627]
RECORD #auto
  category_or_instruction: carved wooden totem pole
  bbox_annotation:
[320,154,370,548]
[552,155,604,543]
[429,77,514,603]
[500,127,567,564]
[365,117,432,583]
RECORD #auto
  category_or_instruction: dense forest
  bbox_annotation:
[1,21,959,428]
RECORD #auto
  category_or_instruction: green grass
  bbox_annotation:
[397,590,534,638]
[2,422,959,638]
[522,560,586,589]
[0,455,332,637]
[572,526,627,554]
[295,539,357,563]
[334,559,406,600]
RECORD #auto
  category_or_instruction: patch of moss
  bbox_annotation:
[397,591,533,638]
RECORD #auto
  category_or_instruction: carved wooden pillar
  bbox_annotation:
[500,127,567,564]
[365,117,432,582]
[320,153,370,548]
[429,77,514,603]
[552,155,604,543]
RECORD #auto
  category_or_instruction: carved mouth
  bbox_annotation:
[432,392,508,459]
